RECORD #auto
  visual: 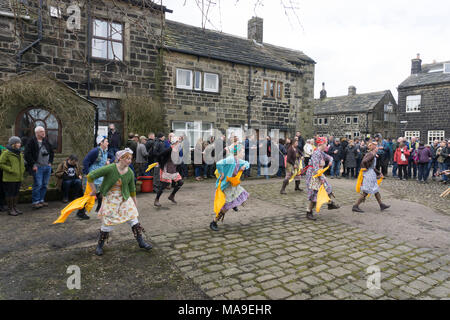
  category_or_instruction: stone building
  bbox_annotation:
[161,17,315,146]
[0,0,315,159]
[0,0,168,163]
[397,54,450,144]
[313,84,398,140]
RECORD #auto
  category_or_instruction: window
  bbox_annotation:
[204,73,219,93]
[263,80,269,97]
[277,82,283,99]
[406,95,421,112]
[353,131,360,138]
[444,63,450,74]
[194,71,202,91]
[15,108,62,153]
[172,121,213,148]
[227,127,243,142]
[346,117,351,124]
[428,130,445,145]
[91,98,123,142]
[92,19,123,61]
[323,118,328,125]
[269,81,276,98]
[176,69,193,89]
[353,117,358,124]
[345,132,352,140]
[49,6,61,18]
[318,118,323,125]
[405,131,420,142]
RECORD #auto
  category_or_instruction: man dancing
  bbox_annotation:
[305,137,340,220]
[352,140,390,213]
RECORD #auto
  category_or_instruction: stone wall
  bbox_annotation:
[161,51,315,139]
[398,83,450,141]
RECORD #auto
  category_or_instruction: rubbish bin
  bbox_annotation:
[137,176,153,193]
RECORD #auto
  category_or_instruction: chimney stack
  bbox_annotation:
[248,17,263,44]
[411,53,422,74]
[320,82,327,100]
[348,86,356,96]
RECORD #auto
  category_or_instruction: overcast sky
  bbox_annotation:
[163,0,450,100]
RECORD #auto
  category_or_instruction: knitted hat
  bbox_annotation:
[8,136,21,146]
[156,132,165,139]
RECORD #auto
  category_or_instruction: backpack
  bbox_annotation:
[412,149,419,164]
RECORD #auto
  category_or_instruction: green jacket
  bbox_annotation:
[0,148,25,182]
[87,163,136,200]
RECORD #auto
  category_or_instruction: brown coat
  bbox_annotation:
[55,160,82,191]
[361,150,381,175]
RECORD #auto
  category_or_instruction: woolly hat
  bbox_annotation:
[8,136,21,146]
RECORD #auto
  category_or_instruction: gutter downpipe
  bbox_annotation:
[86,0,98,147]
[17,0,43,73]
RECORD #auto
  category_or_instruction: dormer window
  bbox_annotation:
[444,63,450,74]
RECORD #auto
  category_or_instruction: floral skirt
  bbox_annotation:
[222,185,249,211]
[98,188,139,226]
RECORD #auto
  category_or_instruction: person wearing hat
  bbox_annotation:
[135,136,148,177]
[0,136,25,216]
[24,126,54,210]
[87,148,152,256]
[304,137,340,221]
[82,136,112,212]
[352,140,390,213]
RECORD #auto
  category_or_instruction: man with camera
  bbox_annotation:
[24,126,54,210]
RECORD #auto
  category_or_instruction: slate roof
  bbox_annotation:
[0,0,12,13]
[398,60,450,89]
[314,90,390,115]
[163,20,315,74]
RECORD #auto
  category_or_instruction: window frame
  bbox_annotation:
[404,131,420,142]
[406,95,421,113]
[193,71,202,91]
[269,80,276,98]
[427,130,445,145]
[171,121,213,148]
[346,116,351,124]
[203,72,219,93]
[91,18,124,61]
[277,81,283,99]
[176,68,193,90]
[263,80,269,97]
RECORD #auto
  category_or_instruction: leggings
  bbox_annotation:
[398,164,408,179]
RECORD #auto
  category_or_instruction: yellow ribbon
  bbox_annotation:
[214,180,226,217]
[226,171,243,187]
[145,162,158,173]
[53,183,96,224]
[356,168,383,198]
[313,165,330,178]
[316,184,330,213]
[289,160,304,183]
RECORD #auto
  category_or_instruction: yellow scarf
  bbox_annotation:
[53,183,96,224]
[288,160,304,183]
[356,168,383,197]
[214,180,226,217]
[316,184,330,213]
[145,162,158,173]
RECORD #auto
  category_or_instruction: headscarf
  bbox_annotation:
[316,137,327,145]
[115,148,133,162]
[96,135,106,145]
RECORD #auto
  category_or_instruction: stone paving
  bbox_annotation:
[150,177,450,300]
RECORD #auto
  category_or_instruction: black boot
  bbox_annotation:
[13,196,23,215]
[352,205,364,213]
[154,190,163,207]
[168,186,180,204]
[306,210,317,220]
[295,180,302,191]
[131,223,152,250]
[327,200,340,210]
[95,193,103,212]
[76,208,90,220]
[375,193,390,211]
[95,231,109,256]
[280,180,289,194]
[210,220,219,231]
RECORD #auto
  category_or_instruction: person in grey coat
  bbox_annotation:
[345,140,358,178]
[136,136,149,177]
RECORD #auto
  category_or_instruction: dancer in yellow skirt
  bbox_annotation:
[87,148,152,256]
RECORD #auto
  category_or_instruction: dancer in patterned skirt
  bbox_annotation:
[87,148,152,256]
[352,140,390,213]
[305,137,340,220]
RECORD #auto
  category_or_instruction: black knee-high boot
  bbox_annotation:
[280,179,289,194]
[95,193,103,212]
[295,180,302,191]
[131,223,152,250]
[95,230,109,256]
[168,181,183,204]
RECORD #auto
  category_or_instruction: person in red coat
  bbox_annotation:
[394,142,410,180]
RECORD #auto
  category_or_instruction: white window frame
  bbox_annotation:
[346,117,351,124]
[49,6,61,18]
[194,71,202,91]
[353,117,358,124]
[405,131,420,142]
[176,68,193,90]
[203,72,219,93]
[353,131,360,138]
[406,95,421,113]
[314,118,318,125]
[345,132,352,140]
[318,118,323,125]
[444,63,450,74]
[323,118,328,125]
[172,121,213,148]
[427,130,445,145]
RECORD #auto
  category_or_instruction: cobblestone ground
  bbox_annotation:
[151,176,449,300]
